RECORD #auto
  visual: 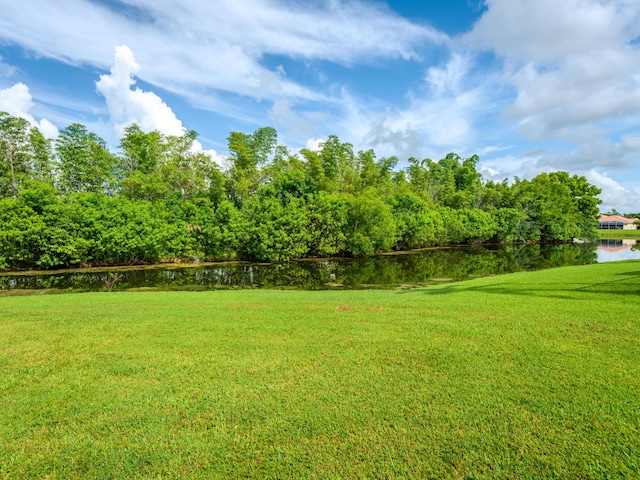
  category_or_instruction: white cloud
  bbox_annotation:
[461,0,640,214]
[305,138,325,152]
[191,139,228,167]
[96,45,185,137]
[0,55,16,77]
[426,53,470,95]
[268,99,331,142]
[622,133,640,152]
[476,151,640,213]
[584,170,640,214]
[466,0,640,142]
[0,0,442,114]
[0,82,58,137]
[362,115,423,159]
[0,82,31,115]
[529,141,636,172]
[477,165,499,179]
[476,152,530,181]
[360,54,489,159]
[466,0,640,63]
[96,45,226,164]
[505,49,640,141]
[267,53,494,161]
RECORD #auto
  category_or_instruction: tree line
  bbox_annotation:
[0,111,602,270]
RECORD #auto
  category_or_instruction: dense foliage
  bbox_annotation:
[0,112,602,269]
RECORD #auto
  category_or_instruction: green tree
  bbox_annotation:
[320,135,357,193]
[240,186,311,262]
[0,113,35,197]
[511,172,598,242]
[160,131,211,200]
[548,171,601,239]
[391,191,443,249]
[301,147,325,192]
[56,124,117,194]
[307,192,349,256]
[356,150,398,196]
[118,124,169,200]
[0,197,46,268]
[491,208,526,243]
[227,127,278,204]
[119,124,164,175]
[213,200,248,259]
[28,127,54,183]
[407,153,482,208]
[346,188,396,256]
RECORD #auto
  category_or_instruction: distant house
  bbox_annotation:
[598,215,639,230]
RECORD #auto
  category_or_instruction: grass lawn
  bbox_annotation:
[1,261,639,478]
[598,229,640,239]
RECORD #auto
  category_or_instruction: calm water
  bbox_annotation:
[596,238,640,262]
[2,241,627,293]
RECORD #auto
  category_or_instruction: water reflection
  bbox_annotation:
[1,243,602,293]
[597,239,640,262]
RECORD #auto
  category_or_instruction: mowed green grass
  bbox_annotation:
[1,262,639,479]
[598,229,640,239]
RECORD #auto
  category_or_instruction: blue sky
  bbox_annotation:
[1,0,640,212]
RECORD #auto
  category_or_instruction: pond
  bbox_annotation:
[3,241,626,293]
[596,238,640,262]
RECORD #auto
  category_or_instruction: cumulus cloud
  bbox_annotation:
[584,170,640,214]
[192,139,228,167]
[0,82,58,138]
[477,165,503,182]
[305,138,325,152]
[505,50,640,141]
[96,45,185,137]
[362,116,423,159]
[466,0,640,141]
[96,45,225,164]
[461,0,640,213]
[475,149,640,213]
[270,53,495,162]
[466,0,640,63]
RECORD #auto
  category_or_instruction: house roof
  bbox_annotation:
[598,215,638,224]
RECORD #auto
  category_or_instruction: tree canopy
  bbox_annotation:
[0,113,603,270]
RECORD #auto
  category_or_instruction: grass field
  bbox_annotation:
[1,261,639,478]
[598,229,640,239]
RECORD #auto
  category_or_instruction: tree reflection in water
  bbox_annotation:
[0,243,600,293]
